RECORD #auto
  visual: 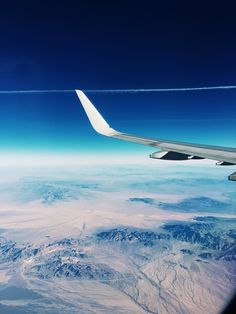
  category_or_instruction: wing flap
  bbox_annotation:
[113,133,236,164]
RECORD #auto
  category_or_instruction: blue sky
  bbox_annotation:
[0,90,235,155]
[0,1,235,159]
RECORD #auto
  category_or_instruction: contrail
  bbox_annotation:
[0,89,73,94]
[0,85,236,94]
[85,85,236,93]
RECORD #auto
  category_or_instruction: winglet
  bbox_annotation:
[75,90,119,136]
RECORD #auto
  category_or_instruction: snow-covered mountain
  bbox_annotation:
[0,217,235,314]
[0,165,235,313]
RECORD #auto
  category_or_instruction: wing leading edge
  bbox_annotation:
[76,90,236,181]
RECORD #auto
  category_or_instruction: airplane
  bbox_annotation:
[76,90,236,181]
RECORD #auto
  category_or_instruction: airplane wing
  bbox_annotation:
[75,90,236,181]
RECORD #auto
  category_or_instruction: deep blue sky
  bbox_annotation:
[0,0,235,156]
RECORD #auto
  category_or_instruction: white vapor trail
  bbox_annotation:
[0,85,236,94]
[0,89,73,94]
[85,85,236,93]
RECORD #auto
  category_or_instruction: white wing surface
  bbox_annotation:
[76,90,236,180]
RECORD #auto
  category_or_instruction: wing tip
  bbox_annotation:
[75,89,119,137]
